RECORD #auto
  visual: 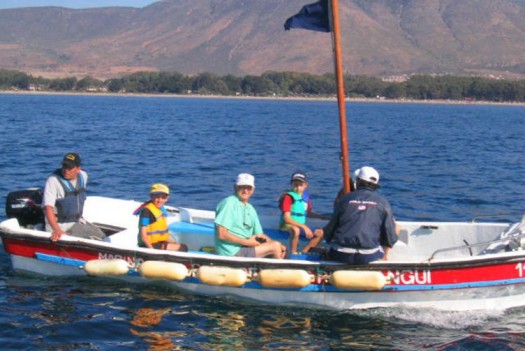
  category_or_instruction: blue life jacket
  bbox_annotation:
[279,190,309,226]
[52,169,86,223]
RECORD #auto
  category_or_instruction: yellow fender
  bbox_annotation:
[138,261,188,281]
[84,259,129,276]
[197,266,247,287]
[258,269,311,288]
[329,270,386,290]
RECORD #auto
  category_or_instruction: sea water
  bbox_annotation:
[0,94,524,350]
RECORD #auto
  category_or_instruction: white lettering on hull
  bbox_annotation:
[387,270,432,285]
[98,253,143,266]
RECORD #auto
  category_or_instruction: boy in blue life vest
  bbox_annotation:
[279,171,328,254]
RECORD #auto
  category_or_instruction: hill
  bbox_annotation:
[0,0,524,79]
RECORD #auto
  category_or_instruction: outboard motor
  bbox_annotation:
[5,188,45,227]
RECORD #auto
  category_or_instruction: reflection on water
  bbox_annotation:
[256,315,313,350]
[257,315,312,334]
[122,296,513,350]
[193,306,316,350]
[194,310,247,331]
[124,298,322,350]
[130,307,176,351]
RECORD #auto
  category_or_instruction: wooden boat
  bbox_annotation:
[2,194,525,311]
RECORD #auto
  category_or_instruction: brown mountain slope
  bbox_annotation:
[0,0,524,79]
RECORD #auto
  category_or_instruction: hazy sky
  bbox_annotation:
[0,0,159,9]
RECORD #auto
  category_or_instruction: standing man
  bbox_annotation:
[43,152,105,242]
[324,166,398,264]
[215,173,286,259]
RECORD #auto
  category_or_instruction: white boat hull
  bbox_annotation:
[3,195,525,312]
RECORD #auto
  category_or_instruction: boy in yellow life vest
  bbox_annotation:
[136,183,188,251]
[279,171,327,254]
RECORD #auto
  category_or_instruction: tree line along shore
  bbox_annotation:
[1,69,525,103]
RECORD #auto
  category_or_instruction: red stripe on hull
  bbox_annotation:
[4,236,525,287]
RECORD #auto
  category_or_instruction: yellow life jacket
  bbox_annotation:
[144,202,170,244]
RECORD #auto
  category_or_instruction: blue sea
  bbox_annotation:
[0,93,524,350]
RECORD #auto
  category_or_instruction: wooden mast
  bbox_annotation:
[330,0,351,193]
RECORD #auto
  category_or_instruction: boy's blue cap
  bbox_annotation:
[291,171,307,183]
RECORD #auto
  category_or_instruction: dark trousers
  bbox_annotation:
[328,248,383,265]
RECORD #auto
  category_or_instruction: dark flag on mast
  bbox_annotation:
[285,0,351,194]
[284,0,331,32]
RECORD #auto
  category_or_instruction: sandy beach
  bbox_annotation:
[1,89,524,106]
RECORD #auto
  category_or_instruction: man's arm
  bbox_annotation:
[380,201,399,248]
[216,225,258,247]
[322,197,344,243]
[322,213,339,243]
[44,205,65,242]
[139,226,153,248]
[306,198,330,220]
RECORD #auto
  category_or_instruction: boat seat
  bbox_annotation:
[289,252,322,261]
[169,221,214,235]
[264,229,292,241]
[169,222,293,242]
[105,228,139,248]
[168,221,319,256]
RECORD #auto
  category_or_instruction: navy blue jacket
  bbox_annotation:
[323,187,398,249]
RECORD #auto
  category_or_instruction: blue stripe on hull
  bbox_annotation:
[34,252,525,292]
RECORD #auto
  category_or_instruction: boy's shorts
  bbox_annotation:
[279,224,316,237]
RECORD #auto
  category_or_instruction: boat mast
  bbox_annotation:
[330,0,351,193]
[285,0,351,193]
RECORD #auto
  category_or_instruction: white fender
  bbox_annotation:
[330,270,386,290]
[84,259,129,276]
[197,266,247,287]
[258,269,311,288]
[139,261,188,281]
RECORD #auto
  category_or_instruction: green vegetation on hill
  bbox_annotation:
[1,69,525,103]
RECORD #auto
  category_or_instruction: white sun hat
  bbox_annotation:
[355,166,380,185]
[235,173,255,188]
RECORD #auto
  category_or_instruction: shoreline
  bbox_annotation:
[1,90,524,106]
